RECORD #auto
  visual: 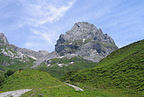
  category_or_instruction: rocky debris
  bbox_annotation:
[55,22,118,62]
[31,51,59,68]
[15,48,45,59]
[0,48,28,61]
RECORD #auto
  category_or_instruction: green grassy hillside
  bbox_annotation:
[0,70,112,97]
[1,70,63,91]
[37,57,96,79]
[64,40,144,96]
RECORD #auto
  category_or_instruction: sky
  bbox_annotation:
[0,0,144,52]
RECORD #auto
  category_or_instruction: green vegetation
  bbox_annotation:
[0,37,143,96]
[64,40,144,97]
[0,70,112,97]
[37,57,96,79]
[0,70,16,88]
[0,71,5,87]
[0,54,34,71]
[1,70,63,91]
[92,41,117,48]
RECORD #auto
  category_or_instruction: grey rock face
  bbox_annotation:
[55,22,118,62]
[0,33,9,44]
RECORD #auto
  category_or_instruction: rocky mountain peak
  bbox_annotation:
[63,22,100,41]
[72,22,97,31]
[55,22,118,62]
[0,32,9,44]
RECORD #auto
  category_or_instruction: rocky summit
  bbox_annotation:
[55,22,118,62]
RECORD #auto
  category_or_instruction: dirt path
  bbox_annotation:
[0,89,32,97]
[65,83,84,91]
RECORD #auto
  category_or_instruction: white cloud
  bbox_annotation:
[20,0,76,27]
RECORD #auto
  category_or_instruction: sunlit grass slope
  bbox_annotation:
[1,70,111,97]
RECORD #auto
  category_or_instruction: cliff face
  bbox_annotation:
[55,22,118,62]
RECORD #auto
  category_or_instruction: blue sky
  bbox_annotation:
[0,0,144,52]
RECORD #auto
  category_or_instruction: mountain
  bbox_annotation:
[55,22,118,62]
[0,22,118,69]
[0,33,36,71]
[64,40,144,96]
[36,22,118,79]
[0,23,143,97]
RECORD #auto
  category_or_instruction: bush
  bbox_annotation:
[4,70,16,77]
[0,72,5,87]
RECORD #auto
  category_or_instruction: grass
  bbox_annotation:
[1,70,63,91]
[0,71,5,87]
[64,40,144,97]
[37,57,96,79]
[0,70,114,97]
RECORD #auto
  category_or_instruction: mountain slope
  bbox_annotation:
[0,34,35,71]
[0,70,112,97]
[37,56,97,79]
[64,40,144,96]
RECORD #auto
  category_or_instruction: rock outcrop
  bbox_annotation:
[0,32,8,44]
[55,22,118,62]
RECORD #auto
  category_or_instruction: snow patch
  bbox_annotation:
[69,42,72,45]
[27,55,37,60]
[47,64,51,67]
[70,61,74,64]
[83,39,86,42]
[58,64,63,67]
[57,56,64,59]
